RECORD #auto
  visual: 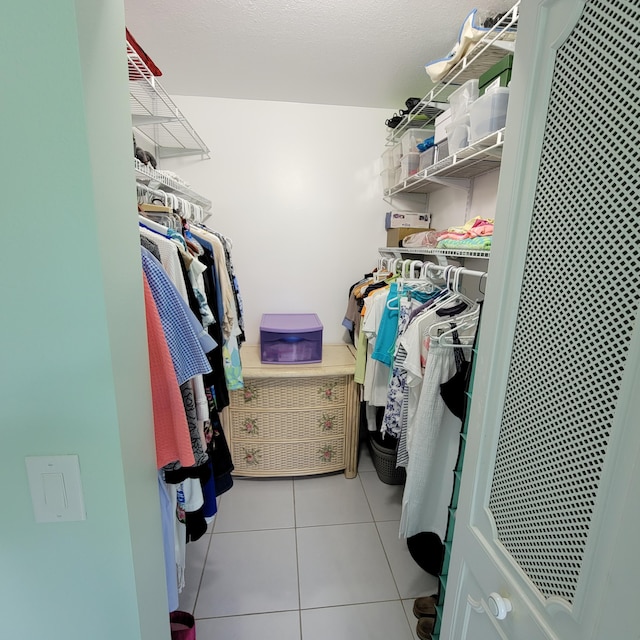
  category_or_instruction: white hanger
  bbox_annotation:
[429,267,480,341]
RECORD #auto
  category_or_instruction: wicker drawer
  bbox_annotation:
[232,437,345,476]
[229,375,347,409]
[228,407,346,441]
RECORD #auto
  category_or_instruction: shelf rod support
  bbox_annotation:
[426,176,471,192]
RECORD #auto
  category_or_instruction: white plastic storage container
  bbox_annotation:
[381,143,402,171]
[419,146,436,171]
[434,108,452,143]
[381,169,397,191]
[469,86,510,142]
[445,116,470,155]
[392,143,402,167]
[400,152,421,181]
[448,79,479,121]
[436,139,449,161]
[400,128,434,156]
[381,147,395,171]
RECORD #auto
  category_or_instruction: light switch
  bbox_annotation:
[25,455,86,523]
[42,473,67,510]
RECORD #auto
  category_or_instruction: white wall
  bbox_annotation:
[428,168,501,231]
[163,97,390,344]
[161,97,500,344]
[2,2,169,639]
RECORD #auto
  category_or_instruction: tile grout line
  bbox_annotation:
[192,489,239,619]
[360,445,429,611]
[362,460,406,605]
[193,597,412,621]
[191,523,215,617]
[357,463,378,526]
[402,598,420,640]
[292,478,304,640]
[374,520,404,603]
[214,519,399,535]
[195,608,300,621]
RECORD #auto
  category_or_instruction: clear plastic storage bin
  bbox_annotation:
[448,79,479,121]
[381,169,397,191]
[381,147,395,171]
[260,313,323,364]
[434,108,452,143]
[392,143,402,167]
[400,152,421,181]
[400,128,434,156]
[436,139,449,161]
[381,144,401,171]
[419,147,436,171]
[445,116,471,155]
[469,86,510,142]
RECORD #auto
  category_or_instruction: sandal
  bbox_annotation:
[416,616,436,640]
[413,594,438,619]
[385,113,403,129]
[405,97,422,111]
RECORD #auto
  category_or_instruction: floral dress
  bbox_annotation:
[380,296,416,439]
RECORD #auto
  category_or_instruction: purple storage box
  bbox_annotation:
[260,313,323,364]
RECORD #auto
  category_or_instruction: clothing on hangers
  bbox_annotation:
[137,210,245,610]
[350,260,483,551]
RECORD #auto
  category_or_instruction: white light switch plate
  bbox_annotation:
[25,455,86,523]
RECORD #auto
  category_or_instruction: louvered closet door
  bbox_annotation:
[440,1,640,639]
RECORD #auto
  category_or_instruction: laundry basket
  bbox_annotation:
[368,434,406,485]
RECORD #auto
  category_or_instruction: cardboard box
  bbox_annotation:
[385,211,432,230]
[386,227,431,247]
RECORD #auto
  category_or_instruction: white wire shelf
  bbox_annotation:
[134,159,212,212]
[387,2,519,143]
[385,129,505,196]
[378,246,491,260]
[128,43,210,159]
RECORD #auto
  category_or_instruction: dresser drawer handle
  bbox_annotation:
[241,417,259,436]
[320,414,336,432]
[318,444,336,462]
[242,447,262,466]
[242,383,258,403]
[318,382,337,401]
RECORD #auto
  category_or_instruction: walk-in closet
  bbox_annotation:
[4,1,640,640]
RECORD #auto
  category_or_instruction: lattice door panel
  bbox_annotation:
[488,0,640,604]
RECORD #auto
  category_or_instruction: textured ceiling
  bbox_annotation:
[124,0,515,109]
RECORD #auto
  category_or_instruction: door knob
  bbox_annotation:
[487,592,512,620]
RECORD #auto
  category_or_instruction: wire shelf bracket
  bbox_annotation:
[128,43,211,160]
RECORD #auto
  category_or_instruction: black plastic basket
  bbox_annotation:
[368,435,406,485]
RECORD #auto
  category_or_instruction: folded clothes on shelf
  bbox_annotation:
[402,230,440,248]
[438,216,494,239]
[436,236,492,251]
[400,216,494,250]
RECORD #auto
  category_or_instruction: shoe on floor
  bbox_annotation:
[413,594,438,619]
[416,616,435,640]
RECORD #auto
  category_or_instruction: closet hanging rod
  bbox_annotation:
[424,263,486,279]
[382,258,487,280]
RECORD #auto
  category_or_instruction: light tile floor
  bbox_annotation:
[180,444,438,640]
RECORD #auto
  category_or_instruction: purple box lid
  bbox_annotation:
[260,313,323,333]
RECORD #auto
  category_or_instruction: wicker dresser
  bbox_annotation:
[222,344,359,478]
